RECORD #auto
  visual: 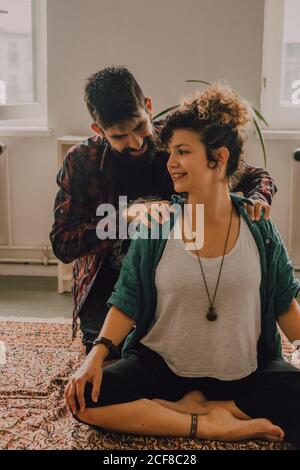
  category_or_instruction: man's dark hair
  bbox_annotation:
[84,66,146,129]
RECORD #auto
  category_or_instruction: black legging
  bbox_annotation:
[78,343,300,448]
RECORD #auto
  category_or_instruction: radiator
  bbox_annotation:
[0,142,56,267]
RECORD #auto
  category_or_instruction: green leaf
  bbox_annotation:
[185,79,211,86]
[253,117,267,168]
[153,105,179,121]
[252,106,269,128]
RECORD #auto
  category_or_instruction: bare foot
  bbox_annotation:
[180,391,250,421]
[153,390,208,414]
[176,390,207,413]
[198,407,285,442]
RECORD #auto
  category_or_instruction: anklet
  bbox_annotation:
[190,413,198,438]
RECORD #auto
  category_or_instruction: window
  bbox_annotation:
[261,0,300,129]
[0,0,47,126]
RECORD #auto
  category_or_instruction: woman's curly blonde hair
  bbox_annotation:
[160,83,253,176]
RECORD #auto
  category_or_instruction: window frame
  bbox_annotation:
[261,0,300,130]
[0,0,47,126]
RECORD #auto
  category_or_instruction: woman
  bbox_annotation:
[65,84,300,446]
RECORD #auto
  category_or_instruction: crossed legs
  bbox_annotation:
[76,392,284,442]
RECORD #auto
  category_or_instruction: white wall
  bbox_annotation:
[245,136,299,261]
[0,0,298,262]
[46,0,265,134]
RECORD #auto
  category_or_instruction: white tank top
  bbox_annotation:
[141,216,261,380]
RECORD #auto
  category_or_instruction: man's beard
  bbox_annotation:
[110,136,156,163]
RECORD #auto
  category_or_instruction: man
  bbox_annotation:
[50,66,276,358]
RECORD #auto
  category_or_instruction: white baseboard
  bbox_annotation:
[0,246,56,264]
[0,264,57,277]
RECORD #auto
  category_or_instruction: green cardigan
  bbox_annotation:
[107,194,300,361]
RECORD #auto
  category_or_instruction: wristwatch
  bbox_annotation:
[92,336,120,357]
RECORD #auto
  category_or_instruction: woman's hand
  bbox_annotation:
[64,349,104,415]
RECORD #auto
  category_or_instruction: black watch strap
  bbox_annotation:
[92,336,120,357]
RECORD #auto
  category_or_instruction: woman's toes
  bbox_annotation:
[257,420,285,442]
[200,408,285,443]
[263,431,284,442]
[268,425,285,441]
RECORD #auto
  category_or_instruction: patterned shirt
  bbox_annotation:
[49,126,277,338]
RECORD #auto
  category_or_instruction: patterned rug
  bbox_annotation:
[0,320,296,450]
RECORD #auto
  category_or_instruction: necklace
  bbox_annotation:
[183,203,234,321]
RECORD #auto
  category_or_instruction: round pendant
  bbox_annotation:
[207,307,217,321]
